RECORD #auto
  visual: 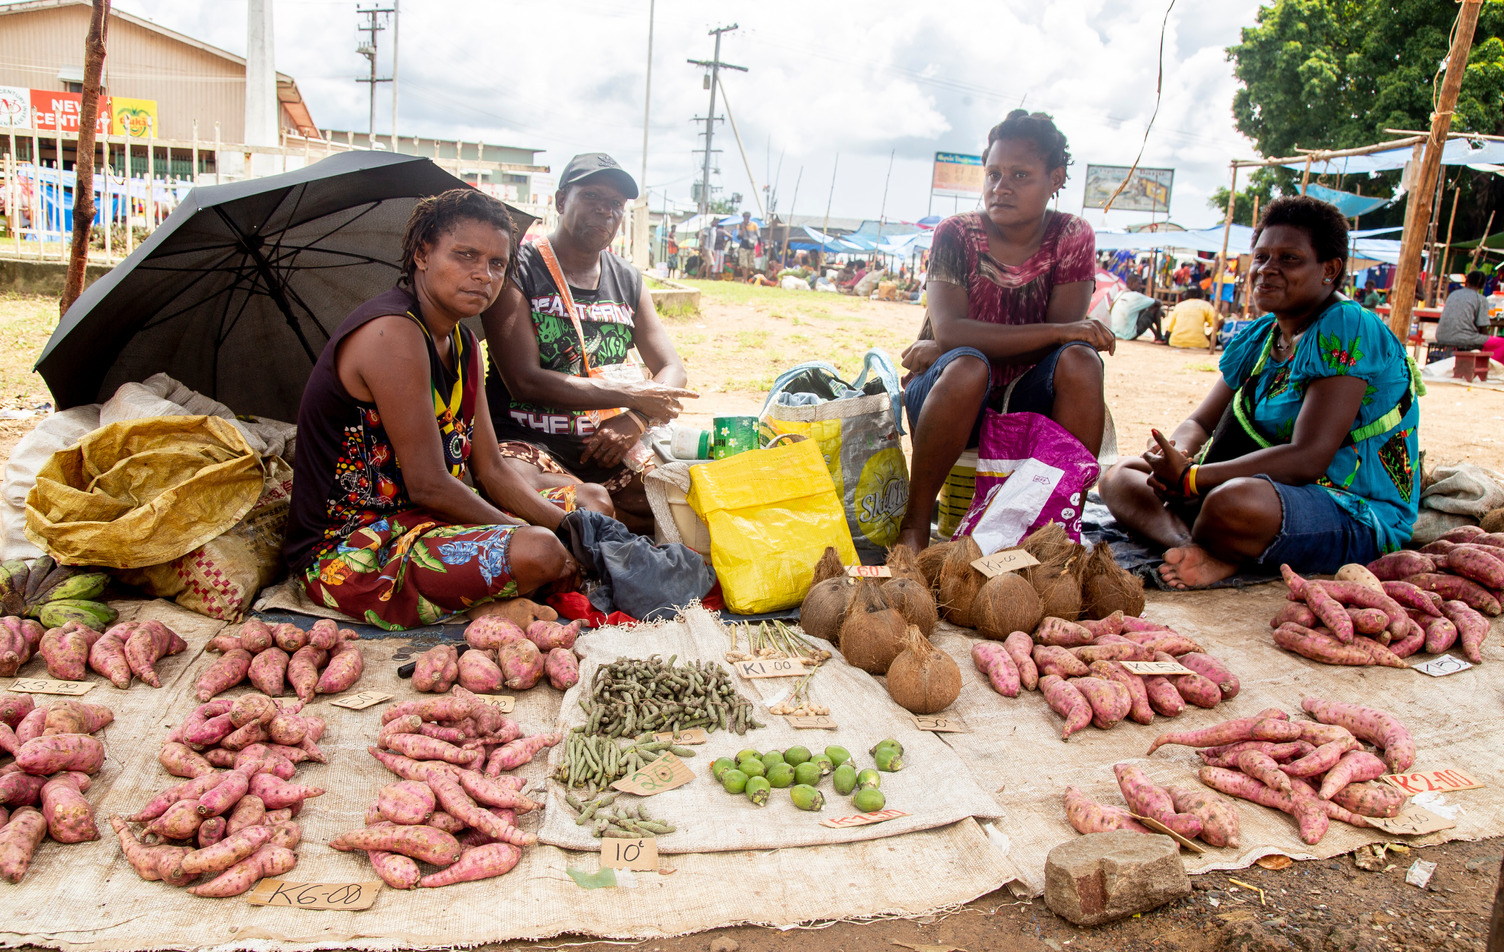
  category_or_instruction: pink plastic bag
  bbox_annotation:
[955,411,1100,550]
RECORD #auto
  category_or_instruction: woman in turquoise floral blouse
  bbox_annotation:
[1100,196,1421,588]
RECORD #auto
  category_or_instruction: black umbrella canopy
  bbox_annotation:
[37,150,535,422]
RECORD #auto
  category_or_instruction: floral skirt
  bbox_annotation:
[302,489,574,631]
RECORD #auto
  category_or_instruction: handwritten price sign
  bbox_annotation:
[734,658,802,679]
[1381,768,1483,796]
[247,879,381,910]
[652,728,709,745]
[846,565,892,579]
[820,808,910,829]
[8,678,93,696]
[1365,803,1456,836]
[600,836,658,870]
[971,550,1040,579]
[1412,655,1473,678]
[912,714,968,733]
[329,691,392,711]
[785,715,837,730]
[1122,660,1194,676]
[472,694,516,712]
[611,752,694,796]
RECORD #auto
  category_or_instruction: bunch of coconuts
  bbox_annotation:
[798,546,961,716]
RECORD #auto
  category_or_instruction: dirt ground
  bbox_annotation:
[0,284,1500,951]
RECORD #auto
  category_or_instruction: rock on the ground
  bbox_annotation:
[1044,831,1190,927]
[708,939,739,952]
[1220,920,1298,952]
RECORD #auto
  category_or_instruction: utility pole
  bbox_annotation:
[687,24,745,231]
[1387,0,1482,340]
[355,4,394,140]
[640,0,654,188]
[389,0,398,150]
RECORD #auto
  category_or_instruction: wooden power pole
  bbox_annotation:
[62,0,109,316]
[1386,0,1482,340]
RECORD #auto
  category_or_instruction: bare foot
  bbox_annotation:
[896,526,931,553]
[1158,544,1239,590]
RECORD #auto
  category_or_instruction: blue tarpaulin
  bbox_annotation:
[1304,183,1391,218]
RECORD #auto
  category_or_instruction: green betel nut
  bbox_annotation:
[766,763,796,788]
[782,746,812,767]
[874,745,904,772]
[721,768,749,794]
[790,783,825,811]
[745,776,772,806]
[824,745,851,768]
[793,761,822,787]
[832,763,858,795]
[856,768,881,790]
[852,787,886,812]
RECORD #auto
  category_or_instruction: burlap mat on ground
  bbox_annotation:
[926,582,1504,896]
[1,600,1013,952]
[537,606,1005,853]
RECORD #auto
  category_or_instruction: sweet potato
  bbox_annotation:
[286,644,328,703]
[1039,675,1092,740]
[248,773,324,810]
[1419,614,1459,654]
[0,807,47,882]
[246,646,290,696]
[110,814,194,885]
[132,772,225,822]
[419,842,522,887]
[1274,623,1378,666]
[1171,671,1222,709]
[1368,550,1435,580]
[1233,749,1293,794]
[1441,599,1489,663]
[189,844,298,897]
[14,706,45,744]
[425,771,537,846]
[1346,607,1391,636]
[381,691,480,725]
[1299,577,1355,643]
[125,621,186,688]
[197,765,255,817]
[196,816,227,848]
[1382,579,1443,617]
[1141,674,1184,718]
[0,618,31,677]
[497,639,545,690]
[1073,642,1152,664]
[40,772,96,842]
[272,622,309,653]
[16,733,104,775]
[1199,740,1313,768]
[1146,713,1286,755]
[1404,573,1501,616]
[182,824,275,876]
[1329,780,1407,819]
[316,640,365,694]
[147,798,205,840]
[377,781,436,825]
[1388,618,1427,658]
[1286,776,1371,828]
[1317,750,1388,800]
[1444,545,1504,590]
[1270,602,1319,629]
[370,848,422,889]
[1033,617,1094,647]
[464,616,526,652]
[195,648,252,702]
[238,619,275,654]
[1063,785,1150,834]
[1166,783,1240,848]
[545,647,579,690]
[39,622,101,681]
[1113,763,1202,839]
[972,641,1020,698]
[0,693,33,728]
[1032,644,1089,679]
[1078,612,1125,637]
[1197,765,1328,845]
[528,619,582,653]
[1170,652,1237,700]
[225,794,265,835]
[1279,738,1357,778]
[0,772,45,808]
[159,742,214,779]
[1301,697,1415,773]
[457,649,504,693]
[412,644,460,693]
[385,732,480,766]
[1002,631,1039,690]
[0,722,17,757]
[1143,634,1205,656]
[482,732,560,775]
[455,769,541,812]
[1090,660,1152,725]
[329,823,463,866]
[308,618,340,651]
[41,699,111,735]
[227,693,276,729]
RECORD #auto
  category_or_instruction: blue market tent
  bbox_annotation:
[1282,138,1504,177]
[1304,183,1391,218]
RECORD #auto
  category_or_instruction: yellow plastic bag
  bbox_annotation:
[24,415,266,569]
[687,438,857,614]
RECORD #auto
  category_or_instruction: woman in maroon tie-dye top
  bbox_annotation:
[897,110,1114,551]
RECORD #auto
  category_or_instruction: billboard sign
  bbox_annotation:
[0,89,159,136]
[1083,164,1174,213]
[0,86,28,127]
[29,89,112,134]
[931,152,983,198]
[110,96,158,138]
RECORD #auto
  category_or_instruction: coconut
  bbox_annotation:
[915,540,955,589]
[800,577,852,644]
[838,578,907,674]
[972,571,1044,640]
[1019,525,1086,623]
[1483,508,1504,534]
[1079,543,1145,619]
[884,544,926,585]
[886,625,962,714]
[1020,522,1074,564]
[935,535,986,628]
[882,577,939,636]
[1029,563,1083,622]
[810,546,846,587]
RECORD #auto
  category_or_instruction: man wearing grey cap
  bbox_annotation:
[483,152,696,533]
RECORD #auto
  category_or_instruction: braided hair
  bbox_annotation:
[986,109,1072,178]
[399,188,521,288]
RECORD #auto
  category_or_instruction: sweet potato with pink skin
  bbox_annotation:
[197,765,256,816]
[245,646,289,697]
[1033,616,1094,647]
[972,641,1020,697]
[1274,623,1378,666]
[1233,749,1293,794]
[1329,780,1407,818]
[1420,614,1459,654]
[1200,740,1314,768]
[1175,652,1239,700]
[1143,634,1205,656]
[110,815,194,885]
[237,619,275,654]
[159,742,215,779]
[369,746,439,783]
[419,841,522,887]
[1063,786,1150,834]
[1039,675,1092,740]
[1368,550,1436,581]
[1317,750,1388,800]
[1078,612,1125,637]
[197,816,226,848]
[225,794,265,835]
[1113,763,1203,839]
[285,644,327,703]
[1170,671,1222,709]
[378,714,424,749]
[42,699,111,735]
[385,732,480,765]
[1142,675,1184,717]
[1271,601,1319,629]
[85,631,133,688]
[182,824,274,876]
[248,773,324,810]
[1166,783,1240,848]
[39,621,102,680]
[329,824,464,866]
[1074,676,1130,729]
[147,798,205,840]
[457,649,505,693]
[14,706,45,744]
[125,620,186,688]
[1381,579,1443,617]
[1032,644,1089,679]
[40,772,97,842]
[316,640,365,694]
[1287,572,1410,635]
[371,848,422,889]
[220,719,270,752]
[1119,616,1173,633]
[1147,713,1291,755]
[1089,661,1152,725]
[524,619,581,652]
[228,693,277,729]
[412,644,460,693]
[377,781,436,825]
[545,647,579,690]
[1198,766,1328,845]
[1404,573,1502,615]
[189,844,298,897]
[1440,599,1489,663]
[418,721,471,743]
[267,820,301,850]
[497,639,545,690]
[131,772,225,822]
[425,771,539,846]
[0,693,33,728]
[0,617,31,677]
[1002,631,1038,690]
[0,772,46,807]
[464,616,526,651]
[307,618,340,651]
[1443,545,1504,589]
[1278,737,1357,778]
[1072,642,1153,664]
[455,769,542,812]
[1300,580,1355,643]
[195,648,251,702]
[1301,697,1416,773]
[271,622,308,653]
[0,722,17,757]
[381,690,480,725]
[0,807,47,882]
[1285,776,1370,828]
[482,733,561,775]
[16,733,104,775]
[1346,607,1390,636]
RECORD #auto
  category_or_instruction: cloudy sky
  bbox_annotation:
[105,0,1266,228]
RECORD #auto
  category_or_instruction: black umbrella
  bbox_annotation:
[37,150,535,422]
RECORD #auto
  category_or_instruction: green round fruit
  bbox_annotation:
[766,763,796,788]
[736,748,761,764]
[760,750,786,771]
[790,783,825,811]
[856,768,881,790]
[832,763,858,796]
[738,757,766,779]
[874,745,904,772]
[711,757,736,781]
[824,745,851,768]
[852,787,886,812]
[721,768,749,794]
[783,745,812,767]
[746,776,772,806]
[793,761,822,787]
[870,738,903,757]
[809,754,834,777]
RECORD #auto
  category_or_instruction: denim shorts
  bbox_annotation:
[1255,477,1380,573]
[903,342,1101,446]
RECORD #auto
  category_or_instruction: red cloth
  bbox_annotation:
[547,591,635,628]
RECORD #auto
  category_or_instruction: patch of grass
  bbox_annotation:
[655,300,701,323]
[0,293,58,406]
[735,329,771,350]
[1186,362,1218,372]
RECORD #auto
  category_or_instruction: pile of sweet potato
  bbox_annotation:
[972,611,1240,740]
[1272,560,1489,666]
[409,616,582,694]
[0,694,113,882]
[111,692,326,897]
[200,618,364,703]
[0,617,187,689]
[1145,698,1414,846]
[1064,763,1241,849]
[332,687,559,888]
[1367,525,1503,660]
